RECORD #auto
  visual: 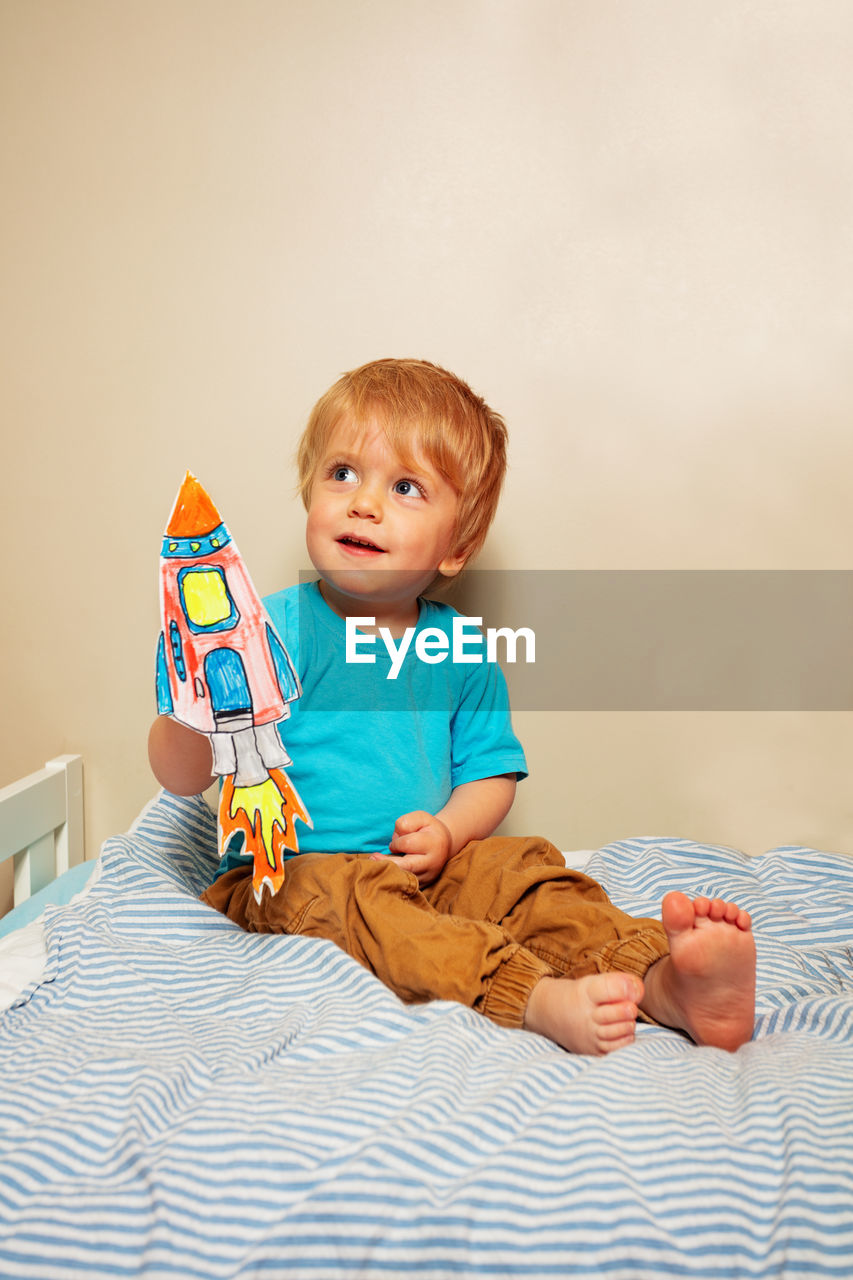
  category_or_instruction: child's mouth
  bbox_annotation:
[337,535,386,554]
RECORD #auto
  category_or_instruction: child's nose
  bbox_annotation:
[348,482,382,520]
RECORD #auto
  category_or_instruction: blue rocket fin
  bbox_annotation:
[156,633,174,715]
[266,624,301,703]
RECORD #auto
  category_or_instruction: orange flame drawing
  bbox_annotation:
[220,767,312,902]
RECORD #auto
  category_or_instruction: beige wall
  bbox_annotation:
[2,0,851,889]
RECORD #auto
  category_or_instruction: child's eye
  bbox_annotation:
[330,465,357,483]
[393,479,425,498]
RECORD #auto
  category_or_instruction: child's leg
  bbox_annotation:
[426,835,670,984]
[203,853,645,1054]
[201,840,755,1054]
[431,837,755,1054]
[200,853,555,1024]
[425,835,669,1054]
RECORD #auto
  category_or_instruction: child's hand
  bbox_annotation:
[371,810,453,886]
[148,716,216,796]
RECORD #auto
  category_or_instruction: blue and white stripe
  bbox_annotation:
[1,794,851,1278]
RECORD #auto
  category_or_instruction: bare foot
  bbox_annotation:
[523,972,644,1055]
[642,891,756,1052]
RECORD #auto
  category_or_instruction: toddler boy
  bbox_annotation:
[149,358,756,1055]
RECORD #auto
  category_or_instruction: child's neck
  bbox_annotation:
[317,580,420,638]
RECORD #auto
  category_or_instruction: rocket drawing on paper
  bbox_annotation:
[155,472,311,901]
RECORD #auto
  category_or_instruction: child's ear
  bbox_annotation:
[437,547,468,579]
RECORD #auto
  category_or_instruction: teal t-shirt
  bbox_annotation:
[214,581,527,873]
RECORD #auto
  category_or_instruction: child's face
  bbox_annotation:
[305,417,465,628]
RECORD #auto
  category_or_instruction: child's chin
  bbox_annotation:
[319,567,433,605]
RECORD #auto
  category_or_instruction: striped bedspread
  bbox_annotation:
[1,792,851,1278]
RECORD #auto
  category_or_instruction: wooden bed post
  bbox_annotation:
[45,755,85,876]
[0,755,84,910]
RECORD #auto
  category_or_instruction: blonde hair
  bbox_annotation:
[296,358,507,564]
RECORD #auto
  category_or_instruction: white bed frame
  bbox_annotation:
[0,756,84,913]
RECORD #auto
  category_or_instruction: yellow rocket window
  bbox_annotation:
[180,568,236,630]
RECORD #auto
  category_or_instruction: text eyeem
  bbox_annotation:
[345,616,536,680]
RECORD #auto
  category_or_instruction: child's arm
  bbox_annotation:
[379,773,517,886]
[148,715,216,796]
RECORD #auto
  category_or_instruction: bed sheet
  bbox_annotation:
[0,862,100,1010]
[1,791,851,1279]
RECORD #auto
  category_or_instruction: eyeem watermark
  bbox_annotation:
[346,615,536,680]
[299,569,853,708]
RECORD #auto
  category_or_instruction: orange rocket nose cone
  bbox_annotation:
[166,472,223,537]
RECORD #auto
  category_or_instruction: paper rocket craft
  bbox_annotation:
[156,472,311,901]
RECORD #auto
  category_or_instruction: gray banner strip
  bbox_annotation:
[448,570,853,710]
[297,570,853,710]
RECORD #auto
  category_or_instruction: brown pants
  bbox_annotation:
[201,836,669,1029]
